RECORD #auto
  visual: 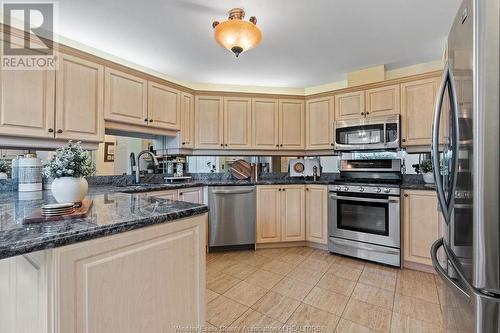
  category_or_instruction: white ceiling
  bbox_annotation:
[56,0,461,88]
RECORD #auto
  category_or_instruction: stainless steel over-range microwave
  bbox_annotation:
[333,114,400,151]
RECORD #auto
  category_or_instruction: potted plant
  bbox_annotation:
[43,141,95,203]
[412,160,434,184]
[0,160,8,179]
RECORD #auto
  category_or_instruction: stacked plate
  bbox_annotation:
[41,203,75,217]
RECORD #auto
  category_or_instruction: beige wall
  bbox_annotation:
[95,135,116,176]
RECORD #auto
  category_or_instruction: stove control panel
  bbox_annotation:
[328,184,400,196]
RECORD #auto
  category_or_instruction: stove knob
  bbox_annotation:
[343,186,349,192]
[336,186,342,191]
[359,186,365,192]
[376,187,382,193]
[384,188,391,194]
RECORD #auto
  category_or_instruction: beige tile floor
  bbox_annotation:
[205,246,472,333]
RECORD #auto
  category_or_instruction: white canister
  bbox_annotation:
[18,154,42,192]
[11,155,21,180]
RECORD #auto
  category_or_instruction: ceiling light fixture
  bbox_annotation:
[212,8,262,57]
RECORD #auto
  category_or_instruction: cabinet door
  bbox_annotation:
[256,186,281,243]
[147,190,178,201]
[0,44,55,138]
[403,190,439,266]
[224,97,252,149]
[147,82,180,130]
[180,92,194,148]
[55,53,104,142]
[178,187,203,204]
[195,96,223,149]
[281,185,305,242]
[306,97,334,149]
[305,185,328,244]
[278,99,305,150]
[104,67,147,125]
[334,91,365,121]
[401,77,441,146]
[365,84,400,117]
[252,98,279,149]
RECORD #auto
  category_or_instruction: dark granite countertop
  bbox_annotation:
[0,188,208,260]
[400,174,437,191]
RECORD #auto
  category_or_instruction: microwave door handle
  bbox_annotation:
[445,65,460,219]
[432,63,450,224]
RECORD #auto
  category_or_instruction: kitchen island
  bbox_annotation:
[0,189,208,333]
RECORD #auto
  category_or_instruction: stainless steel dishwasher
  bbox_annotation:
[208,186,256,248]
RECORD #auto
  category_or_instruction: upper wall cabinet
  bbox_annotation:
[224,97,252,149]
[0,64,55,139]
[279,99,305,150]
[365,84,400,117]
[306,97,334,150]
[334,91,365,121]
[180,92,195,148]
[104,67,148,125]
[252,98,279,149]
[195,95,223,149]
[55,53,104,142]
[147,82,180,130]
[401,77,441,146]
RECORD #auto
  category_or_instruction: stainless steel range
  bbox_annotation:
[328,159,401,266]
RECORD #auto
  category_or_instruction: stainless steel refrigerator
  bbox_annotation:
[430,0,499,331]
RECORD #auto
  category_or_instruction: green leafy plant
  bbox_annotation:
[43,141,95,179]
[412,160,433,174]
[0,160,8,173]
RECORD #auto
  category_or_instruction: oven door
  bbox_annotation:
[328,192,400,248]
[334,116,399,151]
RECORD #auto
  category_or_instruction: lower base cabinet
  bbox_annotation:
[305,185,328,245]
[402,190,440,267]
[256,185,327,245]
[146,187,203,204]
[0,214,207,333]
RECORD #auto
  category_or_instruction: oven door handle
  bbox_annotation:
[329,194,399,204]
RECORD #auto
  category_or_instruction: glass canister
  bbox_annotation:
[18,154,42,192]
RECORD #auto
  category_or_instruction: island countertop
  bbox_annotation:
[0,188,208,260]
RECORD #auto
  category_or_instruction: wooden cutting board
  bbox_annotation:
[23,198,93,224]
[231,160,252,180]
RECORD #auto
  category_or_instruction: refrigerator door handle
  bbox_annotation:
[432,64,451,223]
[431,238,471,299]
[446,65,460,219]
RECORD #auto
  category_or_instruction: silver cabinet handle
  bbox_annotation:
[329,194,398,204]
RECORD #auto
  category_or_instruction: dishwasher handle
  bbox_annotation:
[211,188,255,195]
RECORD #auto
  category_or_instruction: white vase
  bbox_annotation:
[0,172,7,180]
[51,177,88,203]
[423,172,435,184]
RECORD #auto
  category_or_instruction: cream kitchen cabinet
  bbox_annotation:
[306,97,334,150]
[256,186,282,243]
[178,187,203,204]
[146,187,203,204]
[55,53,104,142]
[147,81,180,130]
[365,84,400,117]
[279,99,305,150]
[252,98,279,149]
[224,97,252,149]
[280,185,306,241]
[0,36,55,139]
[180,92,195,148]
[256,185,305,243]
[402,190,440,267]
[305,185,328,245]
[104,67,148,125]
[334,91,365,121]
[401,77,441,146]
[195,95,224,149]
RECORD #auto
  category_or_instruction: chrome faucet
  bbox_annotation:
[135,150,159,184]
